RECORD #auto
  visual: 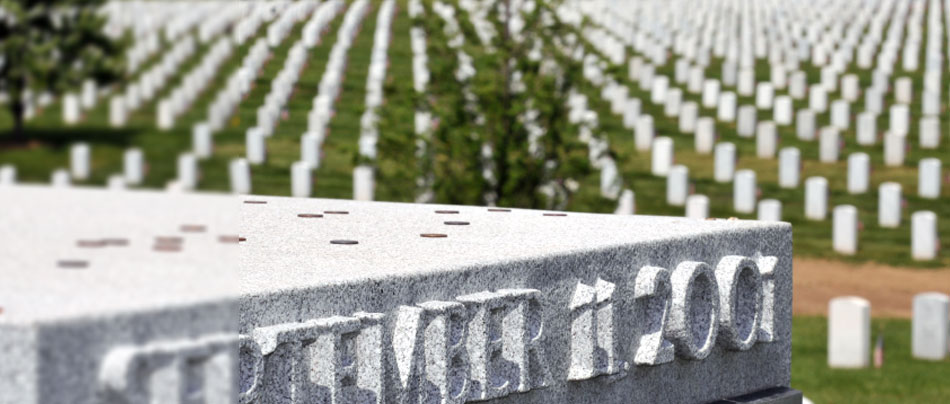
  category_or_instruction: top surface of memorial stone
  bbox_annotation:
[241,195,790,294]
[0,185,239,325]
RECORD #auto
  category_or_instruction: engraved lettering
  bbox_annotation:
[568,278,625,380]
[393,301,469,404]
[715,256,763,351]
[99,334,238,404]
[666,261,720,360]
[631,266,675,365]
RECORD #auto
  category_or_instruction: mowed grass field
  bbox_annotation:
[792,316,950,403]
[0,0,948,266]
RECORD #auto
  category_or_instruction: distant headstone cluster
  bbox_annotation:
[829,293,949,367]
[0,0,945,263]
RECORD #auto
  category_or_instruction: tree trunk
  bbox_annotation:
[10,100,26,143]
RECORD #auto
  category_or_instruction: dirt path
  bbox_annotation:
[793,257,950,318]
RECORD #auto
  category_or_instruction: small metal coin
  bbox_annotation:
[58,260,89,269]
[330,239,358,245]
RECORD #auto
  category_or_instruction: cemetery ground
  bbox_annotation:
[792,316,950,403]
[2,0,950,401]
[2,0,948,269]
[791,258,950,402]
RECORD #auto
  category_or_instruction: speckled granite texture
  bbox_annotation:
[0,188,794,403]
[0,186,240,404]
[238,194,794,404]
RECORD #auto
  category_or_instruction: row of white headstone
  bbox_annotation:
[245,0,340,170]
[289,0,367,199]
[566,0,947,260]
[155,38,235,130]
[829,293,950,368]
[356,0,396,164]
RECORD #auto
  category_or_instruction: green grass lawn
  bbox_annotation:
[1,0,949,268]
[792,316,950,403]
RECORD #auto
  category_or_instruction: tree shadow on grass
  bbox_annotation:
[0,126,144,150]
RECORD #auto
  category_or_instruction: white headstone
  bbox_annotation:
[919,116,941,149]
[889,104,910,137]
[192,123,212,158]
[773,96,792,126]
[679,102,698,133]
[62,93,80,125]
[664,88,683,117]
[737,105,756,137]
[229,158,251,194]
[635,115,654,151]
[912,293,949,360]
[667,165,689,206]
[865,88,883,114]
[685,194,709,219]
[81,79,97,109]
[714,142,736,183]
[157,99,174,130]
[771,64,787,89]
[830,100,850,130]
[733,169,756,214]
[176,153,198,190]
[755,82,774,109]
[651,76,669,104]
[918,158,942,199]
[301,132,321,169]
[911,211,939,261]
[809,85,828,112]
[353,165,375,201]
[106,175,125,191]
[717,92,736,121]
[895,77,913,104]
[737,68,754,96]
[0,165,15,185]
[695,117,715,154]
[779,148,800,189]
[922,90,940,116]
[109,96,127,127]
[123,148,144,185]
[856,112,877,145]
[51,169,71,187]
[796,109,816,141]
[828,296,871,368]
[805,177,829,220]
[819,127,840,163]
[69,143,90,180]
[884,132,906,166]
[847,153,870,194]
[878,182,902,228]
[687,64,704,93]
[833,205,859,255]
[756,121,778,159]
[789,70,807,99]
[246,127,266,164]
[291,161,311,197]
[651,137,674,177]
[841,74,860,101]
[758,199,782,222]
[614,189,635,215]
[623,99,641,129]
[820,66,838,92]
[702,79,720,108]
[600,160,621,200]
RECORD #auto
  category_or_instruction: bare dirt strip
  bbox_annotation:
[793,257,950,318]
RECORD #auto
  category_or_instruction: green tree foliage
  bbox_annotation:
[386,0,590,209]
[0,0,126,141]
